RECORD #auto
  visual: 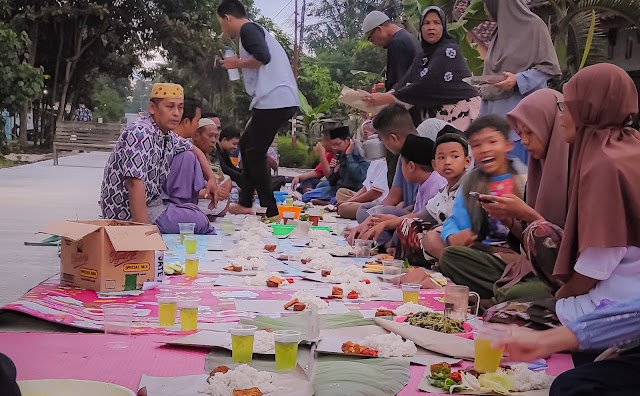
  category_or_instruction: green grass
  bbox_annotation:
[0,155,13,169]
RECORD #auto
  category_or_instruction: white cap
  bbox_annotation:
[362,11,390,34]
[198,118,215,128]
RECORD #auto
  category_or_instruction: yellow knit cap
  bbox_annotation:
[150,83,184,99]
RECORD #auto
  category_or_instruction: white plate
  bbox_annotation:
[18,379,135,396]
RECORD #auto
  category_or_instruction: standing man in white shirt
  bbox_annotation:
[218,0,299,218]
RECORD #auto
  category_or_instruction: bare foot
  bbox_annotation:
[227,203,252,215]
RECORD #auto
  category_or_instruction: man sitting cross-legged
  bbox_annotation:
[100,83,217,234]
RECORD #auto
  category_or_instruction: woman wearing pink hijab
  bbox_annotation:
[551,63,640,325]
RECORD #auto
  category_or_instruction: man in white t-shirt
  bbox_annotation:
[335,121,388,219]
[335,157,388,219]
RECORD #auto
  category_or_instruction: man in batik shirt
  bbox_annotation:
[100,83,218,234]
[73,104,93,122]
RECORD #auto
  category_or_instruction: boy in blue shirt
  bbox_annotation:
[441,115,527,248]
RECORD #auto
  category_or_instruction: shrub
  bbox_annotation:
[277,136,311,168]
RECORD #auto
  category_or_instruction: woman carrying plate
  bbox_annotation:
[364,6,480,131]
[478,0,561,164]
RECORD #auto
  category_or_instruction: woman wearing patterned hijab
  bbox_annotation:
[365,6,480,131]
[479,0,561,165]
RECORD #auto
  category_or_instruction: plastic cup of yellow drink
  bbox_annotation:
[157,294,178,327]
[178,297,200,331]
[274,330,302,371]
[229,325,257,363]
[474,326,511,373]
[184,254,200,279]
[184,234,198,254]
[222,219,234,235]
[401,283,421,303]
[178,223,195,244]
[284,197,294,206]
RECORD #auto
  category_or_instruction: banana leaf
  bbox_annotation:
[314,356,410,396]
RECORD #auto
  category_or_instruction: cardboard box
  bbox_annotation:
[42,220,167,292]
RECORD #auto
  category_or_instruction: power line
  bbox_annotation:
[273,0,295,20]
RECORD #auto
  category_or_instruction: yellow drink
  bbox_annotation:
[275,341,299,371]
[158,302,177,327]
[185,257,199,278]
[222,221,234,235]
[231,334,255,363]
[403,290,420,304]
[474,338,504,373]
[184,238,198,254]
[180,307,198,331]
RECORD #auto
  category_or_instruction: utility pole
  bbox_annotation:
[299,0,306,54]
[292,0,300,79]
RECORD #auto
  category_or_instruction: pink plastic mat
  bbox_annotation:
[1,274,446,333]
[2,332,574,395]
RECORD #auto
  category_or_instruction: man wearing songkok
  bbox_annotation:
[100,83,217,234]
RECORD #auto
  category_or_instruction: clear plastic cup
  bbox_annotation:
[274,330,302,371]
[178,223,195,244]
[474,326,511,373]
[157,294,178,327]
[229,325,258,363]
[178,297,200,331]
[401,283,421,304]
[382,259,403,287]
[354,239,374,258]
[284,197,294,206]
[184,254,200,278]
[102,303,134,348]
[184,234,198,254]
[208,235,224,251]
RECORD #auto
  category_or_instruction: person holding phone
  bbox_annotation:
[439,88,570,304]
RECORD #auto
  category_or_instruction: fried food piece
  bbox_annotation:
[301,258,311,264]
[264,244,277,252]
[210,365,230,376]
[375,308,396,317]
[136,387,148,396]
[341,341,378,357]
[233,387,263,396]
[331,286,343,298]
[293,302,306,311]
[375,254,394,262]
[266,280,279,288]
[321,269,331,277]
[347,290,359,299]
[268,276,284,285]
[283,298,299,310]
[224,265,243,272]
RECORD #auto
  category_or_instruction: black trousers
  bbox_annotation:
[239,107,297,217]
[551,349,640,396]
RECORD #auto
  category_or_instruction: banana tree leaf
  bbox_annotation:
[239,312,374,334]
[314,355,410,396]
[579,10,597,70]
[298,91,313,115]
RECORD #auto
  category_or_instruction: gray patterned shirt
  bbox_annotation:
[100,116,192,221]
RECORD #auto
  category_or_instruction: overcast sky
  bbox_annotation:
[254,0,315,37]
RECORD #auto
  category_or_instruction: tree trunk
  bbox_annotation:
[19,22,40,150]
[47,23,65,147]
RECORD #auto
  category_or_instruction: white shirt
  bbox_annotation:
[556,246,640,325]
[363,158,389,204]
[425,178,462,224]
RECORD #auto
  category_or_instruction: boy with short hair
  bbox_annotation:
[396,132,472,266]
[441,115,526,249]
[361,134,444,247]
[291,130,335,194]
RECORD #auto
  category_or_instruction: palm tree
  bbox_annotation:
[536,0,640,84]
